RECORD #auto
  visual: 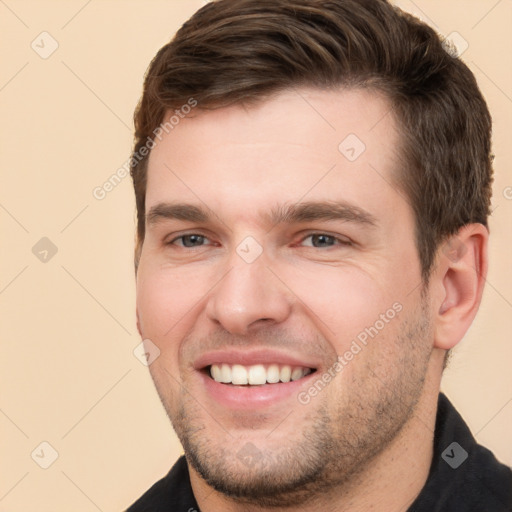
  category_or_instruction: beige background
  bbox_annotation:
[0,1,510,510]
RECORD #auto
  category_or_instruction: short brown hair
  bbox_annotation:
[131,0,493,280]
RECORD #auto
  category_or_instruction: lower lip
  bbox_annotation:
[199,371,317,410]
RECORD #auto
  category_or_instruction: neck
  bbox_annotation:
[190,350,444,512]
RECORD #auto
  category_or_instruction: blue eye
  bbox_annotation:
[304,234,335,248]
[167,232,350,250]
[172,234,209,248]
[301,234,349,248]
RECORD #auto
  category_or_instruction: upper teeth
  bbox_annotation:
[209,364,312,385]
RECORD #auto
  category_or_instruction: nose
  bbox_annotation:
[205,251,293,336]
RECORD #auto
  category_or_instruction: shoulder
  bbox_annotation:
[409,393,512,512]
[125,456,199,512]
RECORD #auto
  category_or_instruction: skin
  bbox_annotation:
[135,88,488,511]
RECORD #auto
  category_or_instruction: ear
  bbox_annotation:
[431,223,489,350]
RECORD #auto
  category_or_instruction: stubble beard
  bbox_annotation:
[152,299,433,508]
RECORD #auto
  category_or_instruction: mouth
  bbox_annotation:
[194,349,321,409]
[207,363,316,386]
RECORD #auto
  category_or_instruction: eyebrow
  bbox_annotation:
[146,201,377,228]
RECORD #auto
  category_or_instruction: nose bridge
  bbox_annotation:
[205,242,292,334]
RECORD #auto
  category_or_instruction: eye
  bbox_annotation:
[167,232,350,250]
[169,234,210,248]
[300,233,351,248]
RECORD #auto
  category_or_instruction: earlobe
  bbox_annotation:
[433,224,488,350]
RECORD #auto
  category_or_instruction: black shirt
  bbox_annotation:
[126,393,512,511]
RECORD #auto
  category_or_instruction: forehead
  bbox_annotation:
[145,87,405,223]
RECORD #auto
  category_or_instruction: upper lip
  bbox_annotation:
[193,349,321,371]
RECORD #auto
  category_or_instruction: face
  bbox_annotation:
[136,88,434,506]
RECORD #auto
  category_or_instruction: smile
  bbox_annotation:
[209,363,315,385]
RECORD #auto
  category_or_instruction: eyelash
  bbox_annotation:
[167,232,352,249]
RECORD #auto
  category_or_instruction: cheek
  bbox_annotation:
[136,266,202,342]
[280,262,394,345]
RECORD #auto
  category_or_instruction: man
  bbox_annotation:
[126,0,512,510]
